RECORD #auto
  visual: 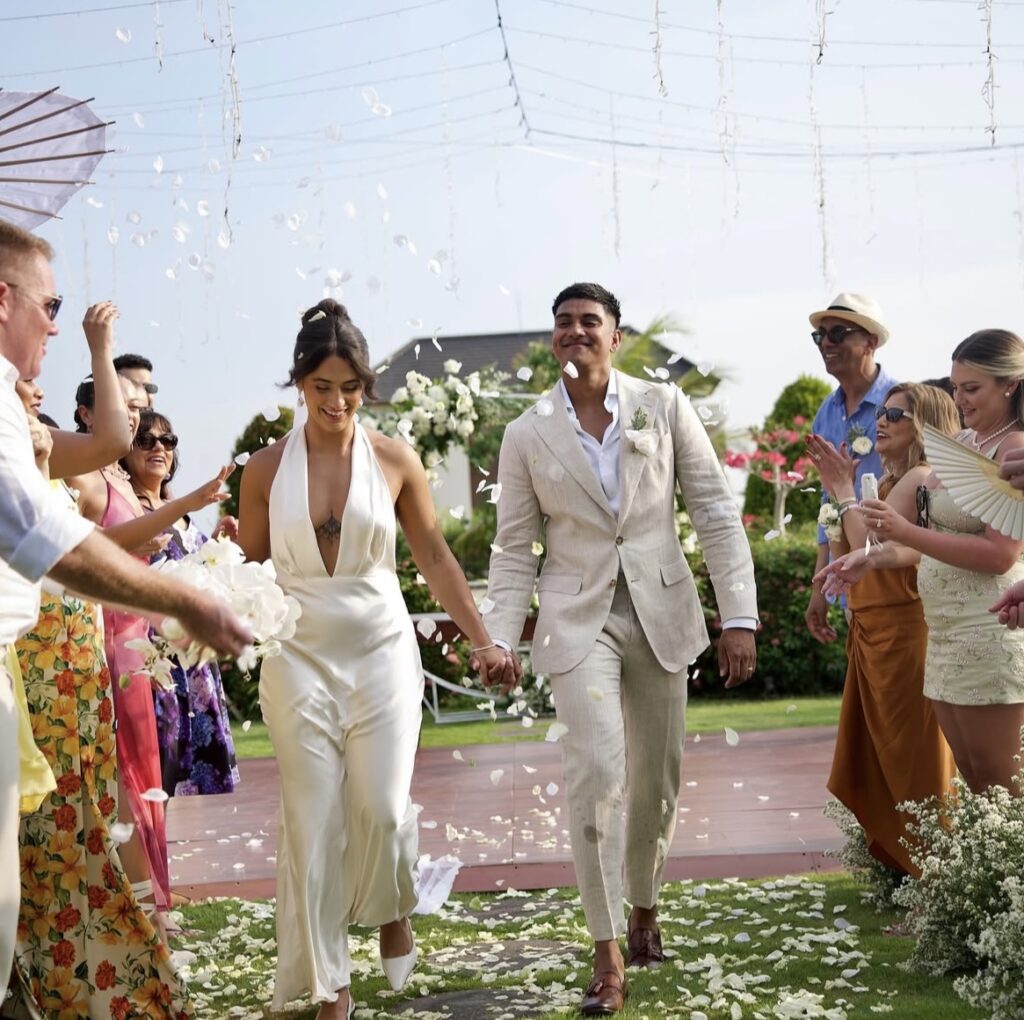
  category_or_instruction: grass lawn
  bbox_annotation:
[177,871,981,1019]
[231,695,842,760]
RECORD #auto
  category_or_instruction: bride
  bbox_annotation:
[237,299,519,1019]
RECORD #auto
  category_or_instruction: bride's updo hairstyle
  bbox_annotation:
[286,298,378,401]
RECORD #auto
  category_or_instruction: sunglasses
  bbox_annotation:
[916,485,930,529]
[875,406,914,423]
[6,282,62,321]
[811,325,865,347]
[134,431,178,451]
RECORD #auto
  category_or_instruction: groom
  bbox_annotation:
[485,282,759,1016]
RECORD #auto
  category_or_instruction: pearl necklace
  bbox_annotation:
[968,418,1018,451]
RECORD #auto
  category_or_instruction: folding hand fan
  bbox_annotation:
[922,424,1024,539]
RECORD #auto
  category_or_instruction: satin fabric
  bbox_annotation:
[100,482,170,910]
[828,561,956,876]
[260,422,423,1009]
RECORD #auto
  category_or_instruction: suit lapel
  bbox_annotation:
[531,386,616,519]
[617,372,659,525]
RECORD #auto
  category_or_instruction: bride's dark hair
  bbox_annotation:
[285,299,378,400]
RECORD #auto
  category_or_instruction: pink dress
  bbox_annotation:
[100,481,171,910]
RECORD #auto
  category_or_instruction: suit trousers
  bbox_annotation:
[0,655,18,1005]
[550,580,688,941]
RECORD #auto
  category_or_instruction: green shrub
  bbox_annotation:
[686,521,848,698]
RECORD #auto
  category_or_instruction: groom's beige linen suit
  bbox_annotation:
[486,369,758,938]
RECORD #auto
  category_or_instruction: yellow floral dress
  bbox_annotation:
[14,578,192,1019]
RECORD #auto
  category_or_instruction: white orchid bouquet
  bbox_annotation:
[124,537,301,688]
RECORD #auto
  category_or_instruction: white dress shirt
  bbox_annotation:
[0,354,94,644]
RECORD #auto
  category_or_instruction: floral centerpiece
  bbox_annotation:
[124,537,301,688]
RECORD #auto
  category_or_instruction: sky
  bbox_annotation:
[9,0,1024,502]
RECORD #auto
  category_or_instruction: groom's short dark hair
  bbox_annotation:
[552,282,621,327]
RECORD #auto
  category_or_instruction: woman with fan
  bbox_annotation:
[808,383,959,875]
[832,331,1024,796]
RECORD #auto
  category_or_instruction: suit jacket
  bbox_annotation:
[485,370,758,675]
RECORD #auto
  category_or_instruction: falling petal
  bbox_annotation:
[667,351,687,365]
[729,582,745,592]
[241,720,252,732]
[448,504,465,520]
[141,787,168,803]
[531,542,544,557]
[586,686,605,702]
[516,366,533,382]
[130,232,145,247]
[697,359,715,376]
[371,102,392,118]
[479,597,495,615]
[131,111,145,128]
[786,703,798,713]
[563,362,579,380]
[487,483,503,504]
[376,182,388,200]
[427,258,442,275]
[361,86,380,107]
[490,543,503,554]
[724,726,740,746]
[106,226,119,245]
[217,230,231,249]
[545,782,559,796]
[535,399,553,417]
[542,634,551,647]
[452,749,464,762]
[343,201,357,219]
[654,367,670,380]
[521,716,534,728]
[764,529,781,541]
[152,155,164,174]
[407,317,423,329]
[253,144,272,163]
[262,404,281,422]
[115,26,132,42]
[497,283,511,296]
[110,821,134,844]
[85,196,103,208]
[196,199,210,217]
[693,733,701,743]
[394,234,409,249]
[187,252,201,270]
[545,721,568,743]
[126,210,142,225]
[416,618,437,639]
[489,769,504,785]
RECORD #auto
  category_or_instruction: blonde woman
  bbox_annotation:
[809,384,960,875]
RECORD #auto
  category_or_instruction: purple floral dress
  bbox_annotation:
[151,518,241,796]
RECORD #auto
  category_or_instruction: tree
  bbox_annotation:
[223,406,294,518]
[742,375,832,526]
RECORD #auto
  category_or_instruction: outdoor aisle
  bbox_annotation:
[165,726,843,900]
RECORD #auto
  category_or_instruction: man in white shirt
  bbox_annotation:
[0,219,251,1000]
[485,282,758,1016]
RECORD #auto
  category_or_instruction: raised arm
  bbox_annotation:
[48,302,132,479]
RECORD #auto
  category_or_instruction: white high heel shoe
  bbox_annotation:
[378,920,417,991]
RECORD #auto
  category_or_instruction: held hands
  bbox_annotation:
[474,644,523,694]
[182,463,235,514]
[990,579,1024,629]
[82,301,119,354]
[718,628,757,689]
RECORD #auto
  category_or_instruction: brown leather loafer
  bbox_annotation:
[580,970,627,1016]
[626,922,664,969]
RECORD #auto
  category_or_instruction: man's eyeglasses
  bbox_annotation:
[875,406,914,424]
[134,431,178,451]
[811,324,865,347]
[5,282,62,321]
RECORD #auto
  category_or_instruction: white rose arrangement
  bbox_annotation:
[817,500,844,542]
[124,537,301,687]
[846,423,874,457]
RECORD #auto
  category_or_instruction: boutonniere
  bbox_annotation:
[847,422,873,456]
[625,407,658,456]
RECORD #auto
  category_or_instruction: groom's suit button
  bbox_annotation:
[608,579,616,588]
[615,536,623,545]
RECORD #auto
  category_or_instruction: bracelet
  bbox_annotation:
[837,502,857,518]
[471,643,496,654]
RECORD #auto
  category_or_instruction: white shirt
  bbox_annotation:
[557,373,755,633]
[0,354,94,644]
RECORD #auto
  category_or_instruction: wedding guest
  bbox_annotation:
[68,378,234,939]
[808,384,959,875]
[237,299,517,1020]
[12,341,192,1016]
[804,293,898,643]
[113,352,157,407]
[123,408,240,797]
[851,330,1024,794]
[0,215,250,1005]
[485,283,758,1016]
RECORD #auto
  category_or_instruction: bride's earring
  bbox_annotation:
[297,393,305,407]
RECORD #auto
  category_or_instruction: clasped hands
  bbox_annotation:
[474,644,523,693]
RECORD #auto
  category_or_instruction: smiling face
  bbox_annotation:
[15,377,44,416]
[874,391,915,460]
[0,252,60,379]
[816,315,876,379]
[125,415,177,487]
[551,298,621,375]
[300,354,363,434]
[950,360,1015,433]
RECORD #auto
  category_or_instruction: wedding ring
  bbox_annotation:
[875,519,881,528]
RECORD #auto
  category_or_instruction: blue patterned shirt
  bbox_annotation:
[811,364,900,545]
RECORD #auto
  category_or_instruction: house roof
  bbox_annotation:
[373,328,695,400]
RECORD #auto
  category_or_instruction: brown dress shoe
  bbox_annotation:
[626,921,665,969]
[580,970,627,1016]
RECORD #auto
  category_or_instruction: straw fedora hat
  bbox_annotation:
[809,292,890,347]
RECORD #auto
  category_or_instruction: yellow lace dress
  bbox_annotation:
[917,486,1024,705]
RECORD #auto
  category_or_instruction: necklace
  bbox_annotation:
[969,418,1018,450]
